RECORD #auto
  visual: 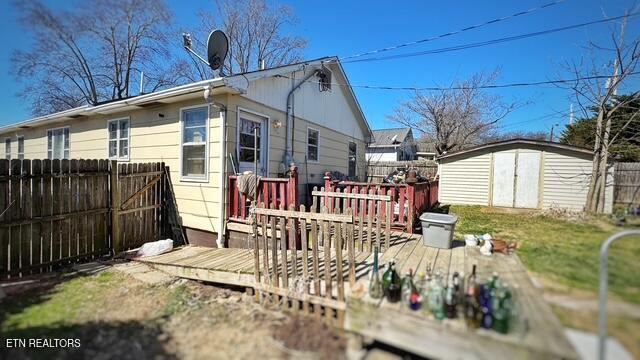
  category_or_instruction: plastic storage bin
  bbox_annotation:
[419,213,458,249]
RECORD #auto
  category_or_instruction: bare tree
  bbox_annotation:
[11,0,190,115]
[564,12,640,213]
[388,70,517,155]
[184,0,307,80]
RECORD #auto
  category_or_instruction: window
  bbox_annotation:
[47,127,70,160]
[348,141,357,178]
[4,138,10,160]
[17,136,24,160]
[181,106,208,181]
[238,116,262,163]
[307,128,319,162]
[108,118,130,160]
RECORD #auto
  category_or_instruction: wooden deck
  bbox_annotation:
[135,232,578,359]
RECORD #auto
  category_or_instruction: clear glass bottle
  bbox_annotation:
[369,246,383,299]
[401,268,414,306]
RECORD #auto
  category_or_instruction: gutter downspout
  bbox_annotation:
[284,68,318,166]
[204,85,228,248]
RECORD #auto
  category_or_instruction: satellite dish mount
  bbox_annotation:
[182,30,229,73]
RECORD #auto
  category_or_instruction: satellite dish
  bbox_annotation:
[207,30,228,71]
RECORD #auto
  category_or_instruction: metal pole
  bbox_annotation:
[254,126,258,200]
[598,230,640,360]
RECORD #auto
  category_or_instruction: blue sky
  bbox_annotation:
[0,0,638,136]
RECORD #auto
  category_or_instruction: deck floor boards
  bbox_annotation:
[135,231,577,359]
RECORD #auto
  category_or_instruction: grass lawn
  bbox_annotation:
[451,205,640,304]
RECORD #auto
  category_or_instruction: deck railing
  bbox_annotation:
[227,166,299,223]
[323,173,439,233]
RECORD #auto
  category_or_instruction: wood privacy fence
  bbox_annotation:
[252,204,369,326]
[0,159,171,277]
[614,162,640,205]
[366,160,438,183]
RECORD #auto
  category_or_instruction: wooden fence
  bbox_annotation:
[366,160,438,183]
[227,166,299,223]
[311,187,392,252]
[0,159,171,277]
[614,162,640,206]
[324,174,439,233]
[252,204,365,326]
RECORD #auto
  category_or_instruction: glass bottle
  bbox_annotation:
[479,283,493,329]
[428,271,445,320]
[401,268,414,306]
[464,265,481,328]
[382,259,395,295]
[383,259,401,302]
[368,246,383,299]
[444,281,457,319]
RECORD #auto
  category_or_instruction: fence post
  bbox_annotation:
[109,160,121,253]
[405,182,415,234]
[288,165,299,208]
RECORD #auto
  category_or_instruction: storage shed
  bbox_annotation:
[437,139,614,213]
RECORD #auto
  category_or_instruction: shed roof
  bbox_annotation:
[437,138,593,160]
[369,127,412,148]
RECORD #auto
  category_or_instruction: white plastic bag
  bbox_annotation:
[136,239,174,258]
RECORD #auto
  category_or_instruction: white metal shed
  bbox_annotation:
[437,139,614,213]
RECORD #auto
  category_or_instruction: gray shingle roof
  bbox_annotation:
[370,128,412,147]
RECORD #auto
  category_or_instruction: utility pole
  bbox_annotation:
[549,123,559,142]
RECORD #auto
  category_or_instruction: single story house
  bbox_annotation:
[0,56,372,246]
[366,127,416,162]
[437,139,614,213]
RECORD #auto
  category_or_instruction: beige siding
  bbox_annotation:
[0,98,224,233]
[439,154,491,205]
[224,95,367,203]
[542,150,613,213]
[0,91,368,234]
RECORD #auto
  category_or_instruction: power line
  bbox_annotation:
[342,12,639,64]
[281,71,640,91]
[341,0,567,60]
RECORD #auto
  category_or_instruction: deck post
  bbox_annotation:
[405,183,416,234]
[287,165,299,208]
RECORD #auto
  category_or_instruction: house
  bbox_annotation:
[437,139,614,213]
[0,56,372,247]
[365,127,416,162]
[416,142,437,162]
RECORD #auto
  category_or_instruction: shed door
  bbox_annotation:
[492,152,516,207]
[515,152,540,208]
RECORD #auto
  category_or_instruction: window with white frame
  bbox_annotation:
[307,128,319,162]
[5,138,11,160]
[181,106,208,180]
[47,127,70,160]
[108,118,130,160]
[238,116,262,163]
[348,141,357,178]
[17,136,24,160]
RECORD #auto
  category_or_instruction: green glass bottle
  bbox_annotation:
[382,259,396,295]
[383,259,401,302]
[369,246,383,299]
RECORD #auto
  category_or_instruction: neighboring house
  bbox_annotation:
[416,142,437,162]
[437,139,614,213]
[0,56,372,246]
[366,127,416,162]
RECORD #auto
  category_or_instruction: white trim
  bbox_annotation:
[46,125,70,160]
[179,104,210,183]
[236,107,269,175]
[107,117,131,162]
[306,126,320,163]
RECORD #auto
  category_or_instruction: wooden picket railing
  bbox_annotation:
[311,187,392,252]
[252,203,364,326]
[323,173,439,233]
[0,159,171,278]
[227,166,299,223]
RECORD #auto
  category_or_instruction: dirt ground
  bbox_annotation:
[0,262,348,360]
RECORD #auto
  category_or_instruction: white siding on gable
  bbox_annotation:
[439,154,491,205]
[245,65,367,141]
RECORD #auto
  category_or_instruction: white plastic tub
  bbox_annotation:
[419,213,458,249]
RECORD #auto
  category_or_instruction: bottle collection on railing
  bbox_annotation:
[369,262,516,334]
